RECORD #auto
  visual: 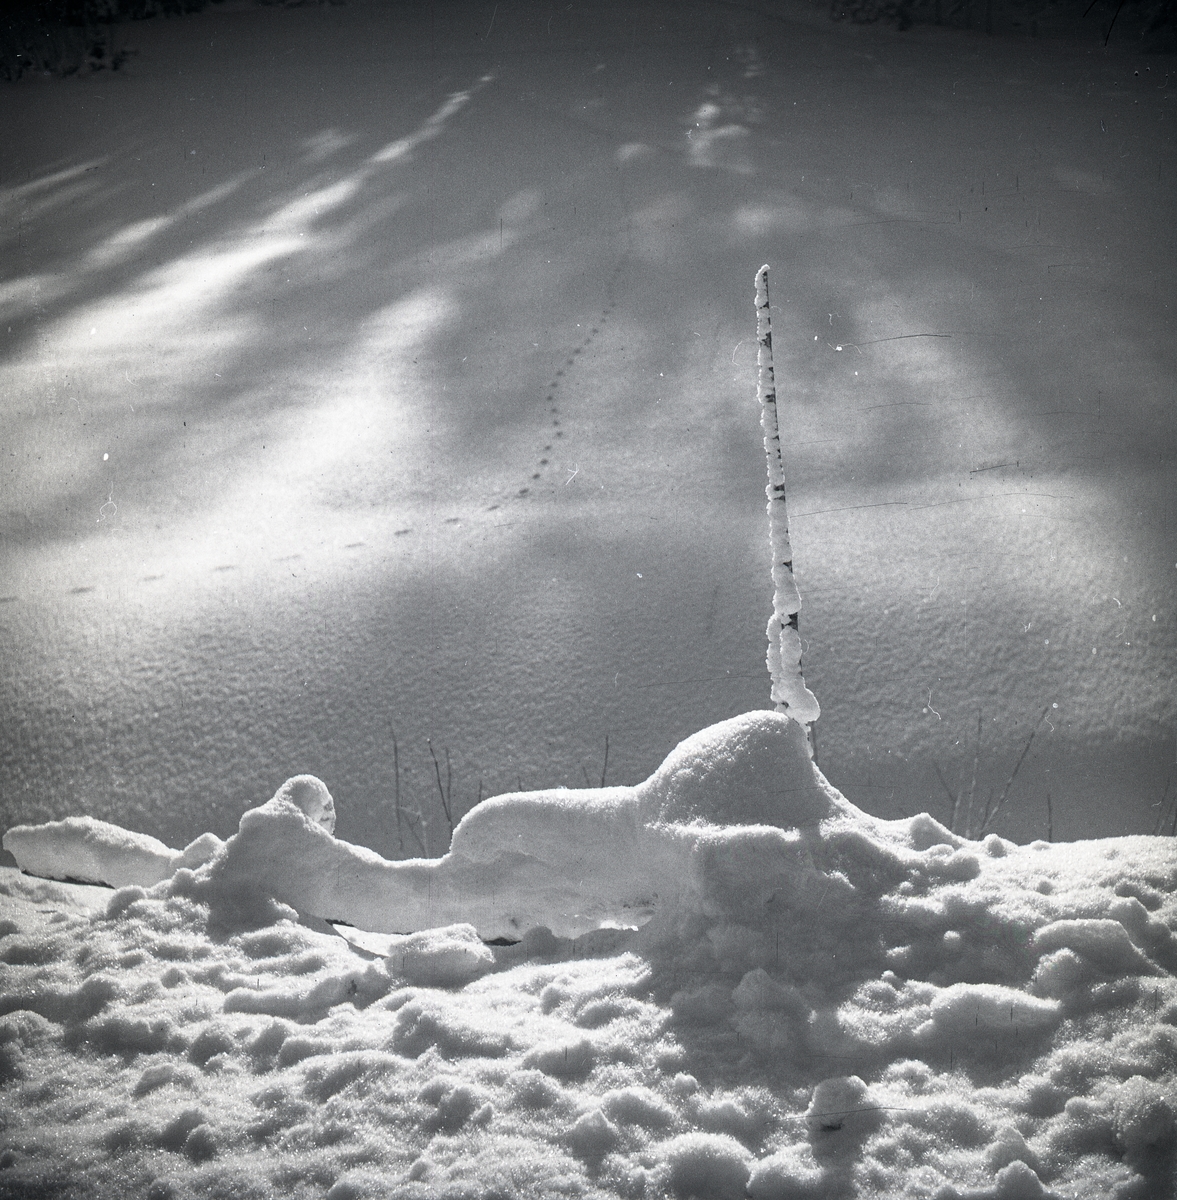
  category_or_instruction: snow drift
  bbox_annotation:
[3,709,1177,1198]
[6,710,835,940]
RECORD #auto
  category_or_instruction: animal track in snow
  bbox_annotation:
[497,258,626,506]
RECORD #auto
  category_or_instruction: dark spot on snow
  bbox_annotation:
[69,586,96,594]
[213,565,236,573]
[518,488,530,496]
[394,528,412,536]
[532,473,541,480]
[140,574,164,583]
[444,518,460,525]
[274,554,301,562]
[344,541,365,549]
[487,505,500,511]
[0,596,17,604]
[539,459,549,465]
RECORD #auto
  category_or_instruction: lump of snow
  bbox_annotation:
[601,1085,675,1129]
[272,774,336,835]
[387,995,510,1060]
[990,1159,1051,1199]
[141,711,838,940]
[747,1144,825,1199]
[3,817,183,889]
[637,711,831,829]
[659,1131,752,1200]
[418,1078,492,1132]
[522,1036,596,1081]
[379,924,495,987]
[805,1075,881,1136]
[174,831,224,871]
[904,812,963,852]
[4,816,223,891]
[985,1124,1041,1174]
[925,983,1061,1038]
[565,1108,619,1164]
[1032,919,1160,977]
[1112,1074,1174,1155]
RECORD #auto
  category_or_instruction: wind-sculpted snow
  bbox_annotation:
[3,713,1177,1199]
[6,711,833,940]
[2,817,224,890]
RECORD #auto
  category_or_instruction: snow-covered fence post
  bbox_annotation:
[756,264,821,736]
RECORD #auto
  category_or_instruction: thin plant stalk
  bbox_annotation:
[962,709,982,837]
[428,740,455,843]
[392,729,404,855]
[978,705,1050,837]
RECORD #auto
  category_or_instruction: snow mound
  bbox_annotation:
[2,708,1177,1200]
[637,710,831,828]
[5,711,839,940]
[271,774,336,835]
[2,816,221,889]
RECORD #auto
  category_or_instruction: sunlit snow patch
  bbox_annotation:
[5,710,831,940]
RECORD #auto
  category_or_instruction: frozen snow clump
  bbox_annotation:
[2,816,221,889]
[7,711,836,940]
[271,774,336,835]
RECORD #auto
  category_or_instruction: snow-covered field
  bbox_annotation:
[1,0,1173,855]
[2,3,1176,1196]
[3,711,1177,1199]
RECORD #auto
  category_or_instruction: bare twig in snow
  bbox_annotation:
[933,760,958,829]
[392,729,404,855]
[978,705,1050,837]
[1152,775,1175,837]
[962,709,982,837]
[428,741,455,842]
[390,728,427,856]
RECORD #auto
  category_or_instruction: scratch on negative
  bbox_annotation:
[908,491,1073,511]
[792,501,909,519]
[842,333,955,349]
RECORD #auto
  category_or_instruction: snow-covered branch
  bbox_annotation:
[756,265,820,728]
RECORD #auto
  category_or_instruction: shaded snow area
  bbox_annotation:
[3,714,1177,1199]
[3,0,1175,862]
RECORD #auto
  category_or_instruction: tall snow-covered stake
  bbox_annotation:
[756,264,821,734]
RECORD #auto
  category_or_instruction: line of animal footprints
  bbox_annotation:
[492,260,625,508]
[17,272,630,601]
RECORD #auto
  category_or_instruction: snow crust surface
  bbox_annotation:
[3,713,1177,1199]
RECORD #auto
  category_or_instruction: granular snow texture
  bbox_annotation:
[2,715,1176,1199]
